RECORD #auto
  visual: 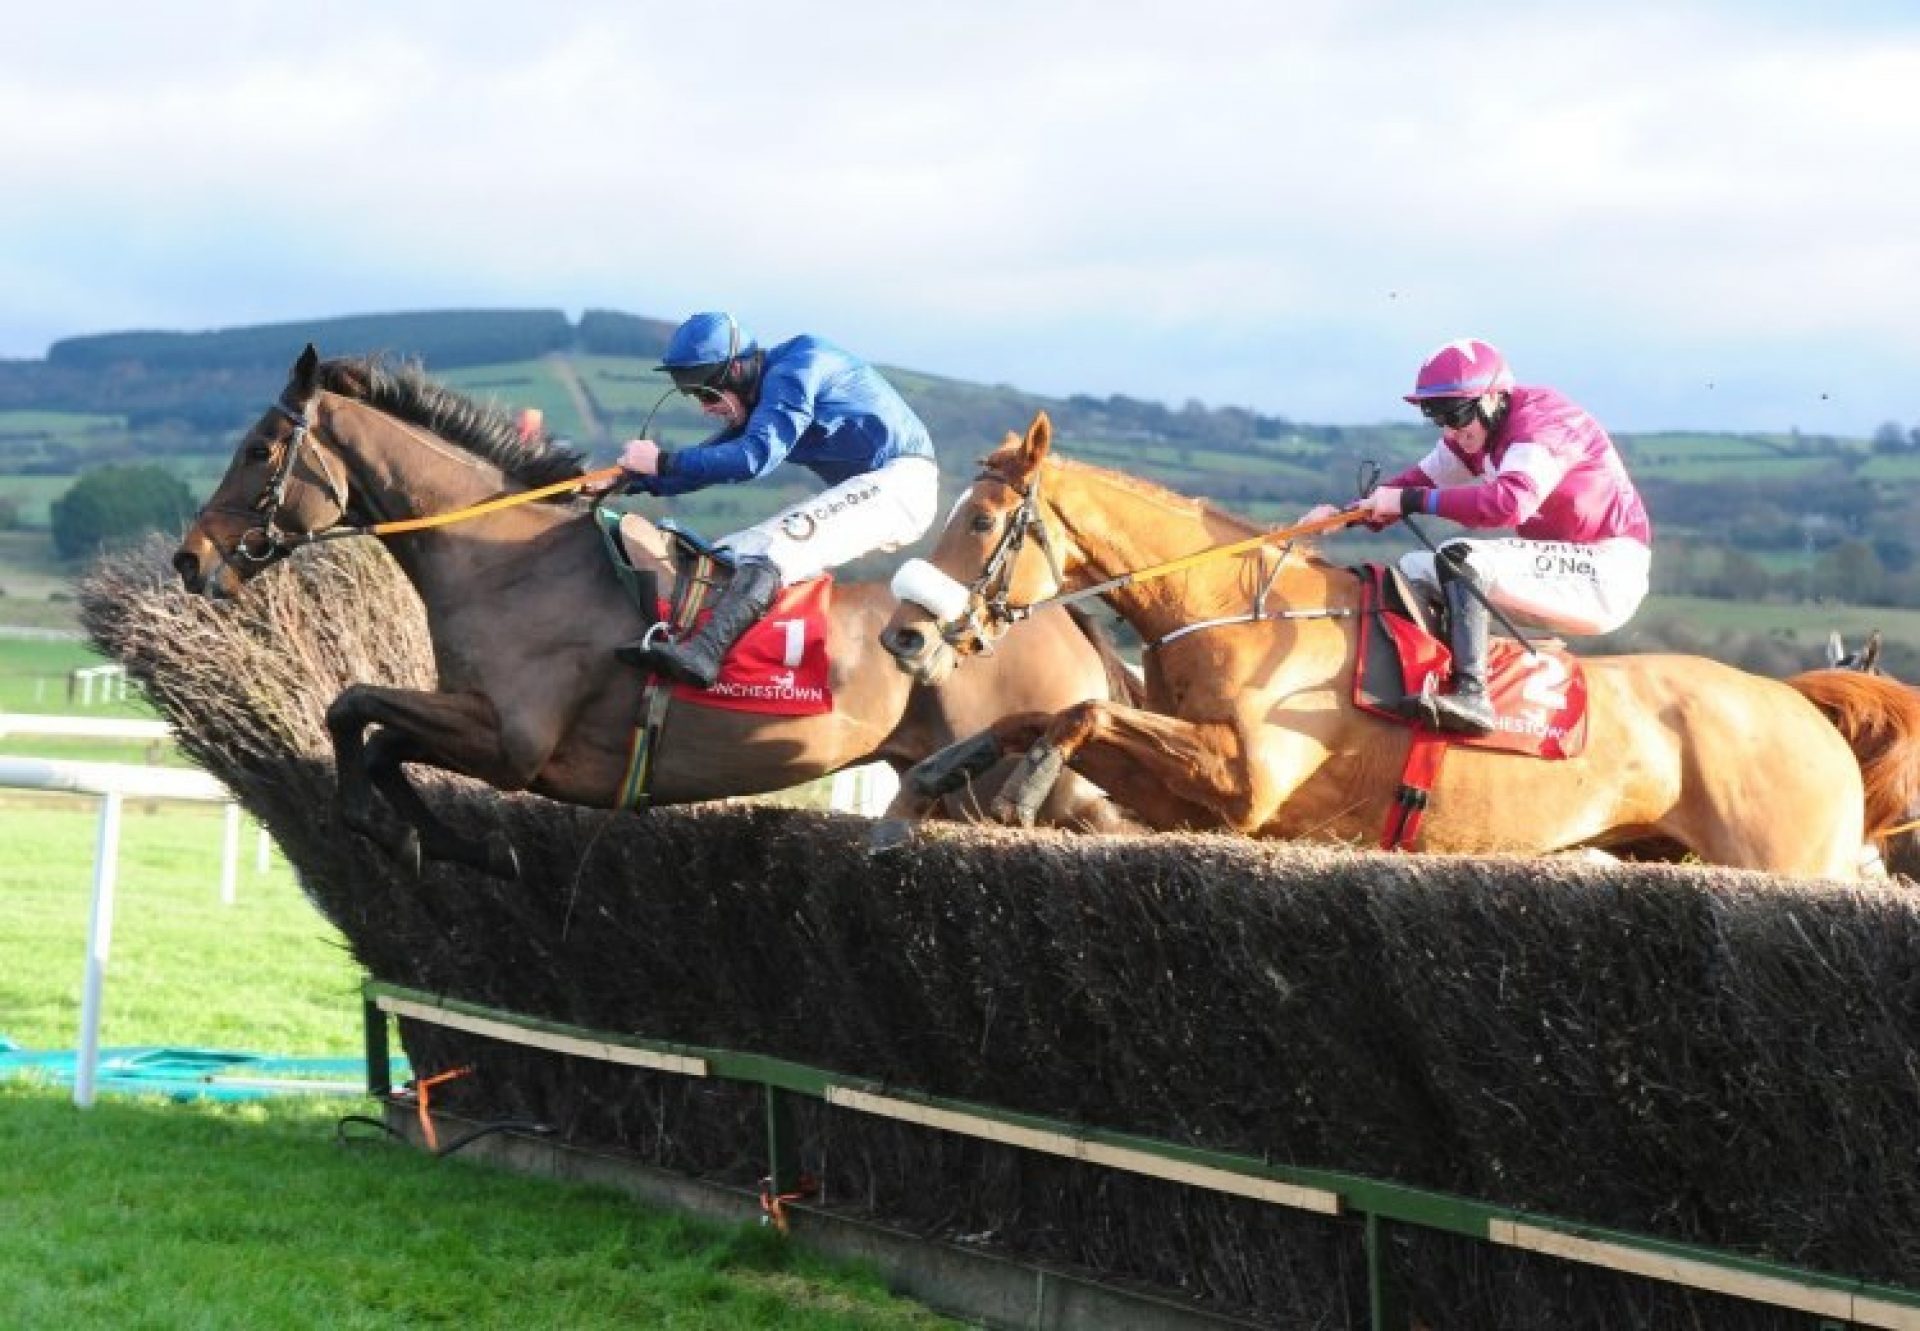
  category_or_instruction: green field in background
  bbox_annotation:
[1,800,356,1055]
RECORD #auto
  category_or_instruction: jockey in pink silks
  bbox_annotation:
[1305,338,1652,735]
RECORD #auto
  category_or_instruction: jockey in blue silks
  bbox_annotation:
[596,311,939,688]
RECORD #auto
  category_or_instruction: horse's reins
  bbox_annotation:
[971,473,1544,660]
[977,483,1371,626]
[218,393,624,562]
[1880,814,1920,839]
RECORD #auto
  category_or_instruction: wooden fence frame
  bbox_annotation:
[362,980,1920,1330]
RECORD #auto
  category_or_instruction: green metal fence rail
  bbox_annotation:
[362,979,1920,1330]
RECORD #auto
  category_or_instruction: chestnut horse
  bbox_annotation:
[1791,648,1920,879]
[881,413,1920,879]
[173,349,1135,876]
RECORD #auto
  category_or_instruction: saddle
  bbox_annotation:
[1351,564,1588,761]
[597,511,734,623]
[1350,563,1589,851]
[594,507,833,715]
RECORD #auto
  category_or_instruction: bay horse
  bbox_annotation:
[172,348,1135,876]
[880,413,1920,879]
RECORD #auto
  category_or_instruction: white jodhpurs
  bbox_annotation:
[1398,536,1651,636]
[718,456,941,585]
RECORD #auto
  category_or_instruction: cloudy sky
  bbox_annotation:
[5,1,1917,434]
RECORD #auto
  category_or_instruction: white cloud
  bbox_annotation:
[2,0,1917,430]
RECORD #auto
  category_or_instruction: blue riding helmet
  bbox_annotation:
[658,312,758,372]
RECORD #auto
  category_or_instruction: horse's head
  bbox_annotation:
[881,412,1071,684]
[174,344,352,598]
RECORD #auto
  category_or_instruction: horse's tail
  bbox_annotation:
[1786,668,1920,843]
[1066,604,1150,709]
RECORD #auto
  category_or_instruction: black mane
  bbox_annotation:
[316,356,586,491]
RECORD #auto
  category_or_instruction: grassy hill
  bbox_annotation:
[1,308,1915,677]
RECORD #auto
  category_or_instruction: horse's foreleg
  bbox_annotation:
[325,685,542,876]
[901,711,1065,801]
[989,701,1318,834]
[364,728,519,878]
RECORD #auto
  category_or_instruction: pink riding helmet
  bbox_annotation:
[1405,338,1515,402]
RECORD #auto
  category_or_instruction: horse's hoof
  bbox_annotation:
[867,818,915,855]
[987,794,1041,829]
[906,731,1004,798]
[992,743,1063,829]
[483,833,521,880]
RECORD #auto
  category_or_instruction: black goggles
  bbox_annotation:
[668,365,726,398]
[1419,397,1480,430]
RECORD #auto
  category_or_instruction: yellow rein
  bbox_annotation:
[1008,504,1372,617]
[1109,505,1372,585]
[366,465,627,536]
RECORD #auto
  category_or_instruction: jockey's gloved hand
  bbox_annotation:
[1304,496,1396,533]
[1360,486,1407,527]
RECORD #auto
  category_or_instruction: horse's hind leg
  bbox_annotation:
[1667,768,1866,880]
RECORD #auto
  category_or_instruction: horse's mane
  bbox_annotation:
[316,357,586,492]
[1059,455,1246,523]
[1787,669,1920,837]
[1039,451,1331,561]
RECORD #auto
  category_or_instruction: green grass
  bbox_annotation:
[437,358,592,443]
[0,1087,956,1330]
[0,595,78,630]
[0,410,127,470]
[0,800,357,1055]
[0,474,79,529]
[0,799,958,1329]
[1621,430,1791,463]
[1857,454,1920,481]
[1631,454,1829,482]
[0,636,156,719]
[574,354,675,413]
[1633,593,1920,644]
[0,409,125,436]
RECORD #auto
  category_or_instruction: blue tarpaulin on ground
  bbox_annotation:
[0,1045,403,1101]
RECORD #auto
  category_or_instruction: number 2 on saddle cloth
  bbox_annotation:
[1350,565,1589,849]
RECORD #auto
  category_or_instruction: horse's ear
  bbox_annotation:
[1827,631,1845,668]
[1865,630,1884,673]
[1018,411,1054,473]
[292,343,321,396]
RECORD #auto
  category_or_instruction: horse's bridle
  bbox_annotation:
[947,467,1066,647]
[201,396,351,564]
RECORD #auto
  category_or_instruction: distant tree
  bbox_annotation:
[577,309,675,358]
[1813,539,1886,604]
[50,464,194,559]
[1718,549,1773,601]
[1873,536,1916,575]
[1874,421,1910,453]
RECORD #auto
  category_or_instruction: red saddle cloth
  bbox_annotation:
[1352,565,1588,760]
[657,576,835,716]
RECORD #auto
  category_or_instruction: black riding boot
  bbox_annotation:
[617,558,782,687]
[1428,562,1497,735]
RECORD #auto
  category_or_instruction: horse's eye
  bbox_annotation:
[968,512,997,535]
[245,442,272,463]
